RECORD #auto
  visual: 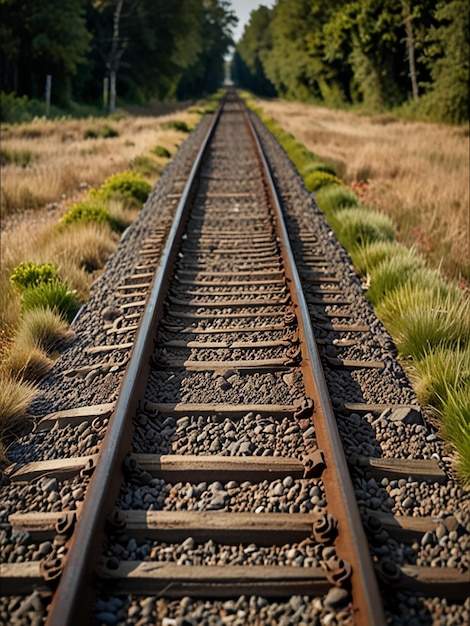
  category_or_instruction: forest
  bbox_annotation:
[233,0,469,124]
[0,0,236,112]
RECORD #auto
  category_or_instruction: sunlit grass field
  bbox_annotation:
[253,98,469,285]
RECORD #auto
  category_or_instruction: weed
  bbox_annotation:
[441,384,470,487]
[61,201,122,232]
[83,124,119,139]
[10,262,57,292]
[351,240,405,276]
[0,374,38,453]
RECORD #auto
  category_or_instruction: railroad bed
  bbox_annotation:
[1,92,469,626]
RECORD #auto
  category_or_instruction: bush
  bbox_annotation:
[304,170,341,192]
[161,120,191,133]
[0,91,47,123]
[21,279,79,322]
[152,145,171,158]
[10,262,57,292]
[96,171,151,204]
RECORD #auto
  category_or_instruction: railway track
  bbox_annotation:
[1,91,468,626]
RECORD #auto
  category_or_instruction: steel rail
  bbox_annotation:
[240,98,387,625]
[45,98,225,626]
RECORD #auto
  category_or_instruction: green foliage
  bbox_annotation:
[301,162,337,177]
[10,262,57,292]
[161,120,191,133]
[304,170,341,192]
[83,125,119,139]
[20,279,79,322]
[0,92,50,123]
[235,0,468,124]
[152,145,172,158]
[96,171,151,205]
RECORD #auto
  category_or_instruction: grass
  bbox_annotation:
[0,375,38,464]
[253,97,469,284]
[246,94,470,484]
[0,95,216,465]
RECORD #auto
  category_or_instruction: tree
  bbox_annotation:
[232,5,276,97]
[0,0,90,105]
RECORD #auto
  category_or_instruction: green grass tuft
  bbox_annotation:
[304,170,341,192]
[21,279,80,322]
[441,383,470,487]
[351,240,406,276]
[366,252,426,305]
[94,171,151,205]
[315,185,362,214]
[376,281,470,360]
[161,120,191,133]
[151,145,171,158]
[330,207,395,251]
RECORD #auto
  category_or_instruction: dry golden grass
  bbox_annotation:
[1,107,200,217]
[255,99,469,284]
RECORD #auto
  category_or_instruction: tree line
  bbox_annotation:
[232,0,469,124]
[0,0,237,110]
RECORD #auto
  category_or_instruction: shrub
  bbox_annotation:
[152,145,171,158]
[0,91,47,123]
[10,262,57,292]
[304,170,341,192]
[161,120,191,133]
[21,279,79,322]
[96,171,151,204]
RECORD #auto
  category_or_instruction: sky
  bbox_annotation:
[231,0,275,43]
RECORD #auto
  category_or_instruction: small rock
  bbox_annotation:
[324,587,351,610]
